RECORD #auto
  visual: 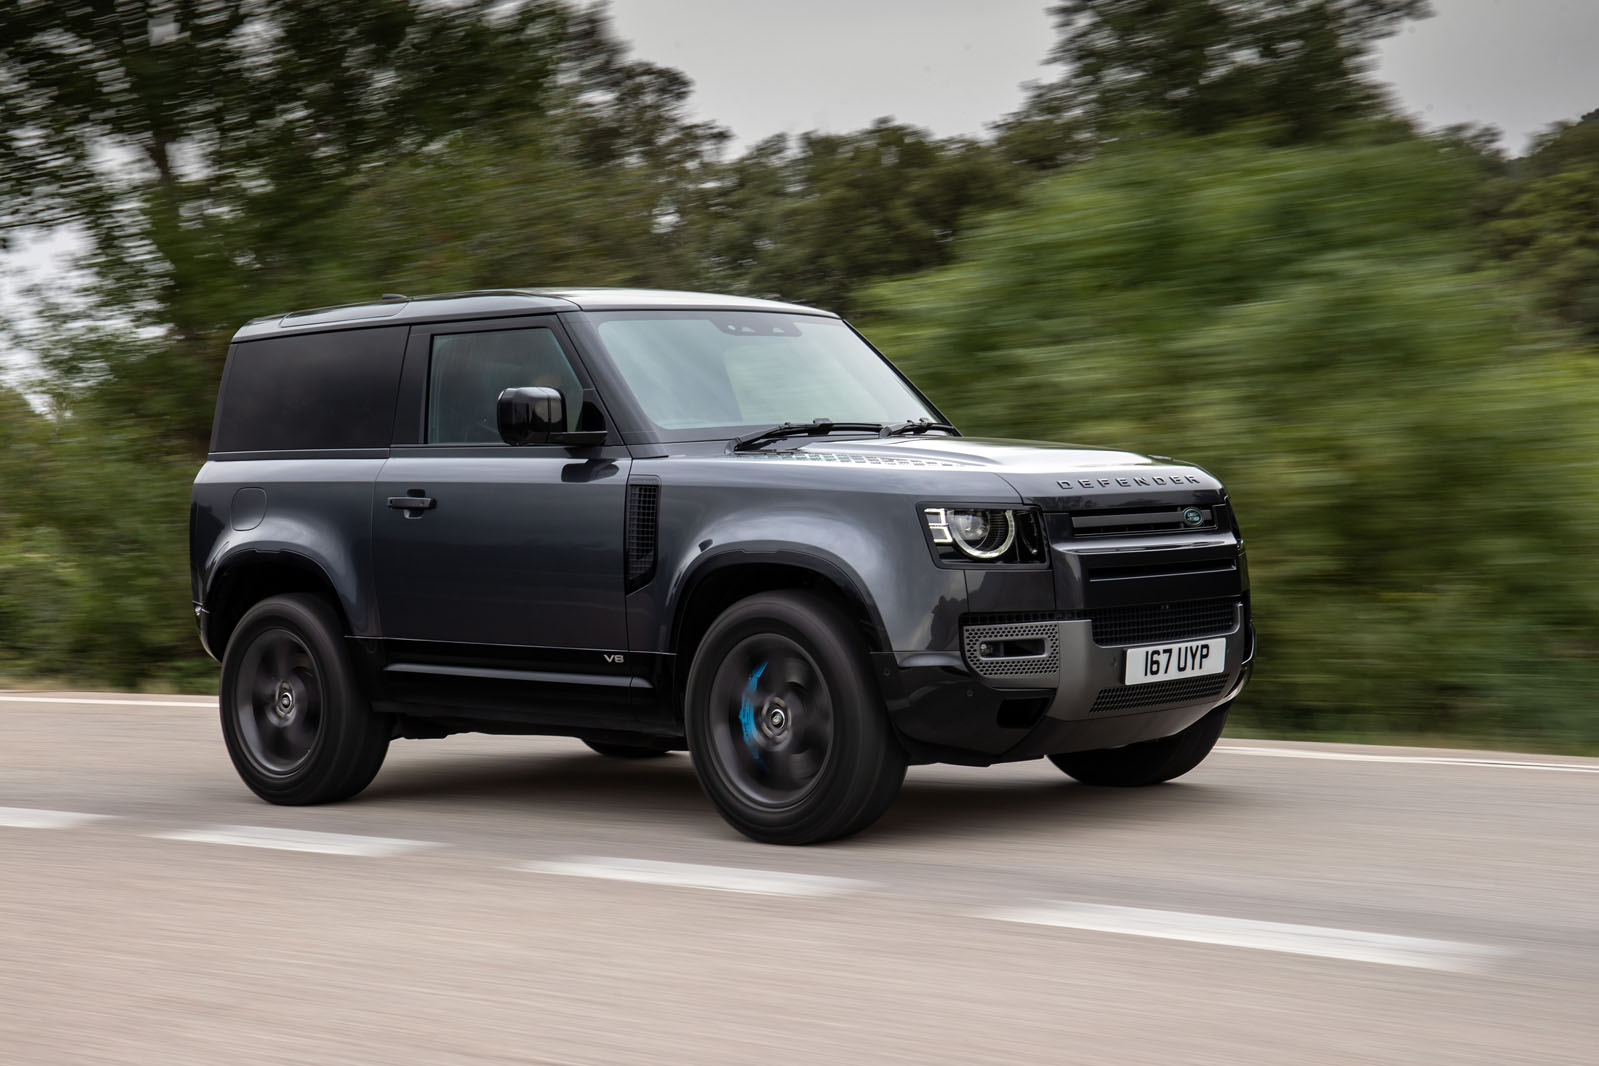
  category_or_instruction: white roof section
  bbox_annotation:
[233,287,837,341]
[526,287,833,316]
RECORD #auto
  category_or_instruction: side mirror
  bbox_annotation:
[496,386,565,445]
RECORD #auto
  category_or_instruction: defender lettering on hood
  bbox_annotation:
[1061,473,1207,489]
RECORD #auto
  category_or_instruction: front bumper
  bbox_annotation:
[879,607,1253,766]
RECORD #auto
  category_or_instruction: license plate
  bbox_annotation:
[1124,638,1226,685]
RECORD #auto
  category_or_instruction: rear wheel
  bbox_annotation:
[685,591,905,844]
[219,593,390,805]
[1049,704,1229,787]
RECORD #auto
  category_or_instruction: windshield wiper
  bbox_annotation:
[730,419,886,451]
[880,418,958,437]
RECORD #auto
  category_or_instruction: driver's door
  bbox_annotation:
[372,315,634,722]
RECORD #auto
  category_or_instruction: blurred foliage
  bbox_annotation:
[0,0,728,448]
[864,131,1599,747]
[997,0,1428,166]
[1483,112,1599,338]
[0,343,205,689]
[1,0,1596,749]
[686,122,1020,314]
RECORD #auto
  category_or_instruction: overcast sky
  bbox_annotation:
[2,0,1595,353]
[601,0,1595,154]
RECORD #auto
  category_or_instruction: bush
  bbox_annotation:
[864,132,1599,748]
[0,375,208,692]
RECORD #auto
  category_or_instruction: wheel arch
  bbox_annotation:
[668,549,890,715]
[201,549,356,659]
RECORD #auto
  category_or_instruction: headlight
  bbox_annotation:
[922,507,1046,564]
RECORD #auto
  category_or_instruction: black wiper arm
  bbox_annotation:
[730,419,886,451]
[880,418,959,437]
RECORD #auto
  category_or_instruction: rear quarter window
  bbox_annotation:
[212,327,406,452]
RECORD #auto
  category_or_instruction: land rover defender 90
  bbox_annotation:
[191,289,1253,843]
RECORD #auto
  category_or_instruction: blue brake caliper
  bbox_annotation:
[738,662,768,763]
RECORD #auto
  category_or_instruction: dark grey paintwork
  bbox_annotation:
[192,289,1252,764]
[373,448,632,649]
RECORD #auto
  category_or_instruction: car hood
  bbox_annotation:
[788,435,1226,509]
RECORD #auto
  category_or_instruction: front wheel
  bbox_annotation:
[1049,704,1229,787]
[685,591,905,844]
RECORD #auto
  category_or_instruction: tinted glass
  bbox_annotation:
[212,327,405,452]
[426,327,581,444]
[590,312,934,433]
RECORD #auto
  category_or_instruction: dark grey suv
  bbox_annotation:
[190,288,1253,843]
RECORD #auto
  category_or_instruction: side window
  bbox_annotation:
[212,327,406,452]
[426,327,582,444]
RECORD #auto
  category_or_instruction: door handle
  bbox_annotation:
[388,495,436,511]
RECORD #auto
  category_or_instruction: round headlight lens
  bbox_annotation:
[949,509,1015,559]
[951,510,989,543]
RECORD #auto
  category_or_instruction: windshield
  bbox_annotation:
[587,311,937,436]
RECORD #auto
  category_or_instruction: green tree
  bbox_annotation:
[0,1,729,690]
[0,1,726,448]
[0,365,202,689]
[1485,112,1599,337]
[248,121,716,303]
[865,131,1599,746]
[690,121,1021,314]
[998,0,1431,165]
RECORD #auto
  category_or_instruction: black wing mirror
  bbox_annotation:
[496,386,565,445]
[496,387,608,447]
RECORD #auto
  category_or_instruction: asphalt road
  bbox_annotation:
[2,691,1595,1065]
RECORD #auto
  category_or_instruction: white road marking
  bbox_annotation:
[0,807,111,829]
[983,901,1502,973]
[0,695,215,708]
[521,856,874,898]
[154,825,437,857]
[1217,745,1599,774]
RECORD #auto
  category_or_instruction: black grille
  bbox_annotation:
[1067,504,1221,537]
[1068,597,1238,647]
[1089,674,1230,714]
[624,483,659,590]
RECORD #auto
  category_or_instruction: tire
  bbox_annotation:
[685,591,906,845]
[219,593,390,805]
[584,740,673,759]
[1049,703,1229,787]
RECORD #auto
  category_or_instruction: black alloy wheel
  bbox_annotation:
[219,593,390,805]
[232,627,322,775]
[706,631,835,808]
[685,591,905,845]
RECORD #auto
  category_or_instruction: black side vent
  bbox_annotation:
[625,482,660,592]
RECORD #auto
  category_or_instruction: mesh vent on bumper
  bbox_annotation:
[969,598,1240,648]
[962,621,1061,679]
[1089,674,1230,714]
